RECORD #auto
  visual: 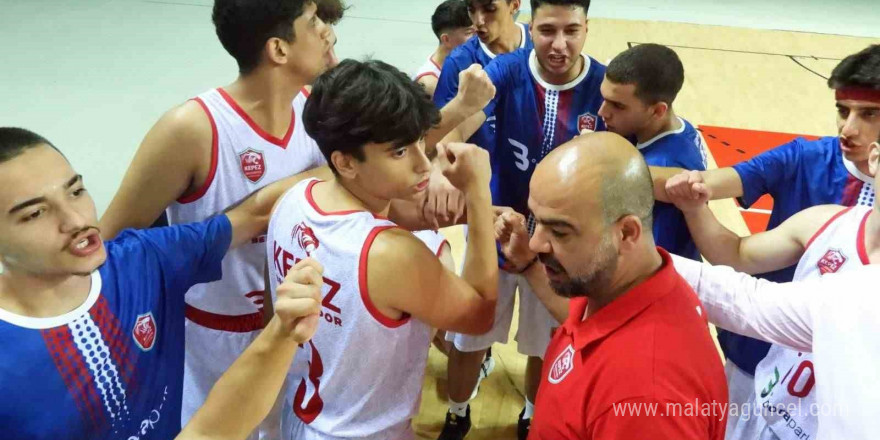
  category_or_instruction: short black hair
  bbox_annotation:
[0,127,59,164]
[530,0,591,15]
[432,0,473,40]
[316,0,347,25]
[303,59,441,173]
[828,45,880,90]
[606,43,685,106]
[212,0,313,75]
[466,0,513,9]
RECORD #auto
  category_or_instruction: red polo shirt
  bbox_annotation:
[529,249,727,439]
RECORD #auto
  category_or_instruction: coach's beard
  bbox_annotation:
[540,237,618,299]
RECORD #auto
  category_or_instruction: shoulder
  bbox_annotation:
[160,99,213,141]
[446,39,481,67]
[368,227,435,262]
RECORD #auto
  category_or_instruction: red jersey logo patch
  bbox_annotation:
[548,344,575,384]
[133,312,157,351]
[578,113,597,133]
[292,222,320,255]
[817,249,847,274]
[239,148,266,183]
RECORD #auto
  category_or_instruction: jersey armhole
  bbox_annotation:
[358,226,411,328]
[803,206,852,251]
[177,97,219,204]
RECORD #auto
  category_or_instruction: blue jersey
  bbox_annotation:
[638,118,708,261]
[433,23,534,156]
[484,48,606,217]
[0,216,231,440]
[720,136,874,374]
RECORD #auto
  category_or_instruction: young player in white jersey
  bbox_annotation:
[664,138,880,440]
[266,59,498,440]
[414,0,475,97]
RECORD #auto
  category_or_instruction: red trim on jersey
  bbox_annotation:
[300,86,311,98]
[359,226,411,328]
[804,207,853,251]
[436,239,450,258]
[305,180,390,220]
[415,72,439,82]
[90,296,136,386]
[217,87,295,148]
[178,97,220,204]
[857,209,871,265]
[184,304,266,333]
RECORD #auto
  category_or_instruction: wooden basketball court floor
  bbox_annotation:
[412,18,879,439]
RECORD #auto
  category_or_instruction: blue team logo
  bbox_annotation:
[132,312,157,352]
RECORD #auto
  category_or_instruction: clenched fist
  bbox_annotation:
[456,64,496,113]
[435,142,491,195]
[494,207,536,270]
[275,258,324,344]
[664,170,712,213]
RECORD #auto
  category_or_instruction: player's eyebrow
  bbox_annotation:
[8,175,81,215]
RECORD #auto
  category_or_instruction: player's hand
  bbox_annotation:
[422,167,466,229]
[665,170,711,213]
[495,208,536,269]
[436,142,491,195]
[456,64,496,113]
[274,258,324,344]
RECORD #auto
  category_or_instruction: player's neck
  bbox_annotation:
[432,47,449,67]
[864,209,880,264]
[0,269,91,318]
[224,71,305,138]
[636,111,680,144]
[317,178,392,218]
[487,22,522,55]
[854,160,871,176]
[585,243,663,318]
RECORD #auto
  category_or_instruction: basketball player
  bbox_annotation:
[0,127,317,439]
[178,259,323,440]
[651,43,880,431]
[494,133,727,438]
[266,59,498,440]
[98,1,494,435]
[438,1,603,437]
[414,0,475,97]
[599,43,707,261]
[664,132,880,439]
[427,0,533,227]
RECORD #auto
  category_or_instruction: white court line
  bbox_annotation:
[738,207,773,214]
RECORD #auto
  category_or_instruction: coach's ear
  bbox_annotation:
[869,141,880,177]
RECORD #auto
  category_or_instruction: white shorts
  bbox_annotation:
[446,270,557,358]
[724,362,775,440]
[283,409,414,440]
[181,320,279,440]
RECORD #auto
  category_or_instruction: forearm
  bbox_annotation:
[682,205,750,270]
[425,97,480,153]
[671,256,813,352]
[460,188,498,303]
[649,166,686,202]
[522,263,569,324]
[177,318,298,440]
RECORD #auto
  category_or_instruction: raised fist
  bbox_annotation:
[435,142,491,195]
[274,258,324,344]
[664,170,711,213]
[494,207,536,270]
[457,64,496,113]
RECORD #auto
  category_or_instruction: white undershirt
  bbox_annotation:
[671,255,880,438]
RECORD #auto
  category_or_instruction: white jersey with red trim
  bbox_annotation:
[753,205,871,440]
[167,87,325,327]
[267,179,432,440]
[412,55,441,82]
[413,229,449,257]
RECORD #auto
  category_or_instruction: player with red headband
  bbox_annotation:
[656,44,880,439]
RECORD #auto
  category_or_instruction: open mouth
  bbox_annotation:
[68,231,102,258]
[547,54,568,68]
[415,178,430,192]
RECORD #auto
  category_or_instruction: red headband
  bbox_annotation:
[835,87,880,103]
